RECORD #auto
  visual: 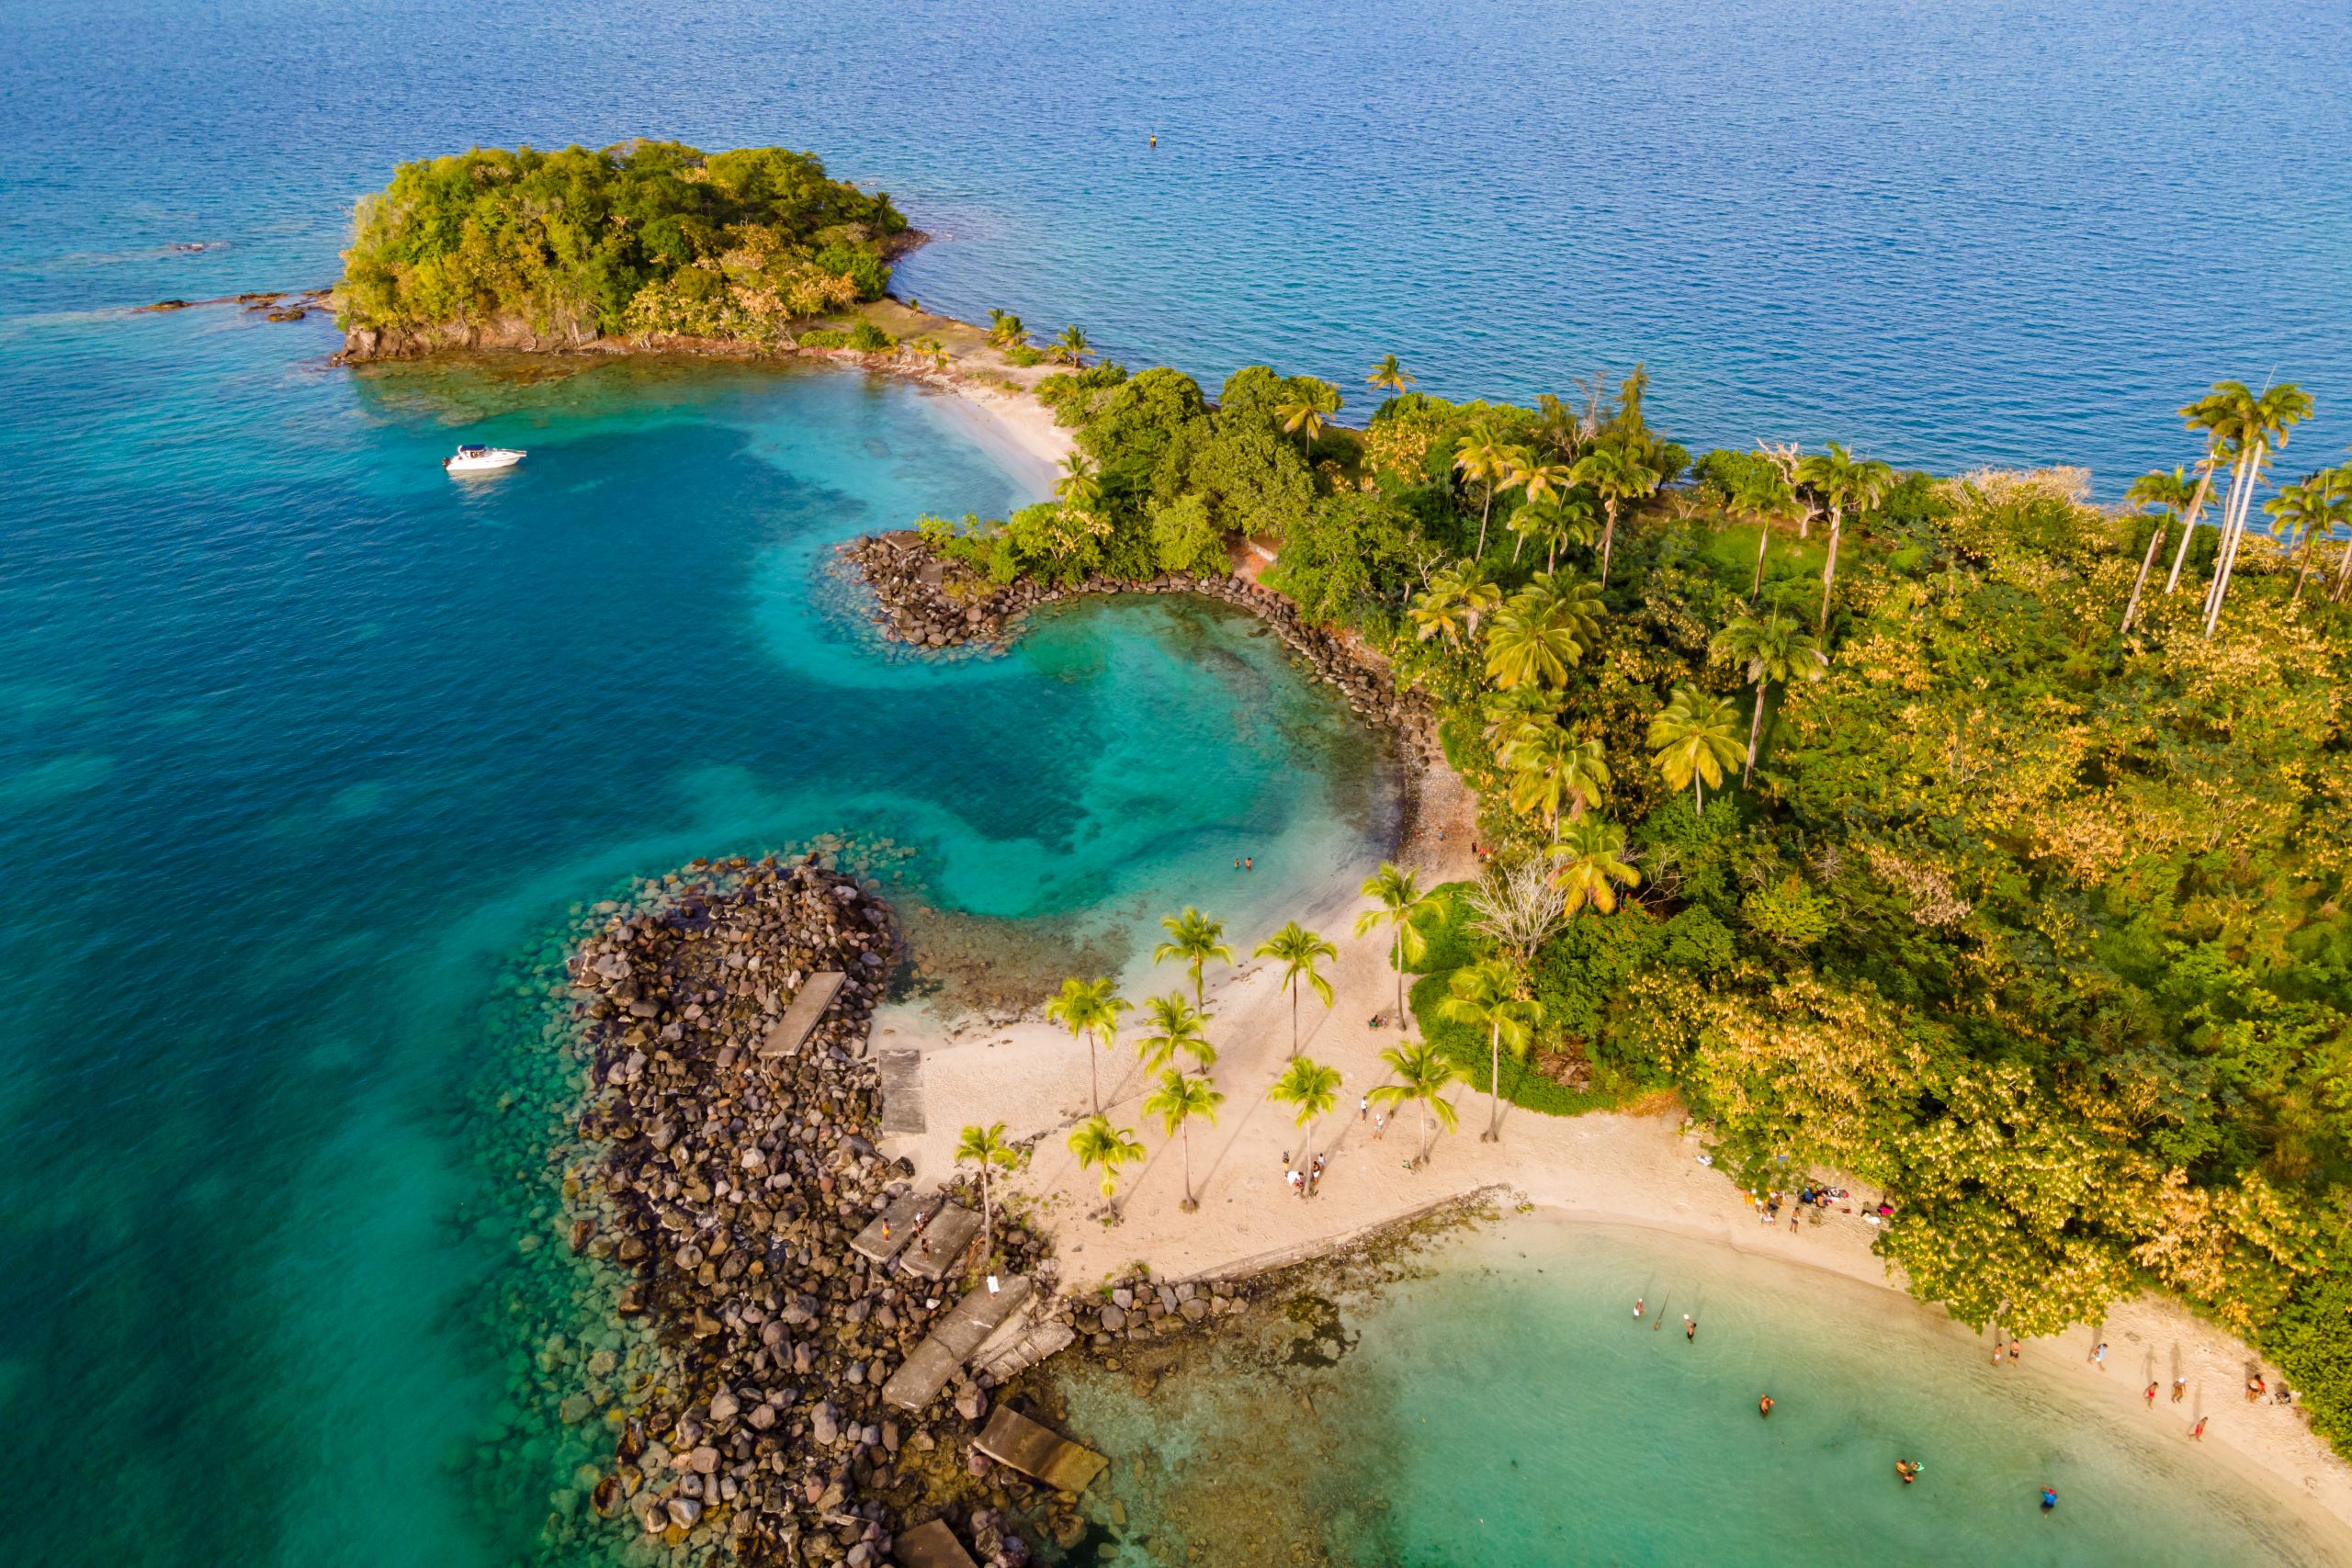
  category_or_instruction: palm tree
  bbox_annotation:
[1550,817,1640,916]
[1366,355,1415,399]
[2265,474,2350,607]
[1054,452,1102,515]
[1454,429,1512,556]
[1143,1069,1223,1211]
[1370,1041,1466,1168]
[1352,863,1434,1028]
[986,310,1029,350]
[1049,324,1092,367]
[1154,907,1234,1010]
[1254,921,1338,1058]
[1570,443,1662,586]
[2163,394,2233,595]
[1483,585,1590,691]
[1728,464,1800,598]
[1501,456,1575,558]
[1275,378,1342,461]
[2328,468,2352,604]
[1136,992,1215,1077]
[2201,382,2315,637]
[1268,1056,1343,1166]
[1710,610,1826,784]
[2121,466,2196,633]
[1793,443,1895,635]
[1435,960,1542,1142]
[1068,1115,1145,1217]
[1408,562,1502,649]
[1045,976,1132,1115]
[954,1122,1017,1258]
[1647,683,1747,815]
[1506,727,1609,840]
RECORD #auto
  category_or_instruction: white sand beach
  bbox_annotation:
[875,747,2352,1539]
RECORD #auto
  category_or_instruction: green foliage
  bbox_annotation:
[797,328,849,349]
[845,321,896,352]
[339,141,903,341]
[2262,1273,2352,1450]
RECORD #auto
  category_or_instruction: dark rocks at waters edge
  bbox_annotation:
[566,852,1095,1566]
[839,532,1443,764]
[135,287,332,321]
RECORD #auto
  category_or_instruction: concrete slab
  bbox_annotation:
[973,1406,1107,1495]
[897,1204,981,1281]
[894,1520,978,1568]
[878,1046,926,1133]
[759,970,845,1059]
[880,1274,1033,1412]
[848,1190,927,1266]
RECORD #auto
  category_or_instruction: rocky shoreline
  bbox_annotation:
[557,852,1263,1566]
[838,531,1443,766]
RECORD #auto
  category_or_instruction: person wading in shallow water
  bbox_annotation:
[1685,1314,1697,1342]
[1758,1394,1775,1418]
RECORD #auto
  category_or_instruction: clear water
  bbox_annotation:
[1056,1215,2352,1567]
[4,4,2349,1566]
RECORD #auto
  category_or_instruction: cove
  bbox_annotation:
[0,322,1391,1568]
[1047,1213,2352,1566]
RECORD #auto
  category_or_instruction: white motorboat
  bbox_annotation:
[444,445,526,474]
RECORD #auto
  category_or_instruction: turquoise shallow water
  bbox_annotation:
[1056,1215,2352,1567]
[5,3,2352,1564]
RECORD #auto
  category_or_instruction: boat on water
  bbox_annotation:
[444,445,525,474]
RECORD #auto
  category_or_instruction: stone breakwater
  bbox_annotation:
[839,533,1442,764]
[552,852,1282,1565]
[567,852,1061,1567]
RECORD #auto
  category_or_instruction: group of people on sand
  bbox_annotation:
[1282,1150,1328,1198]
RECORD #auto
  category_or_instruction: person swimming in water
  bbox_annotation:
[1894,1460,1920,1484]
[1634,1298,1644,1319]
[1758,1394,1774,1418]
[1684,1314,1697,1342]
[2041,1485,2058,1513]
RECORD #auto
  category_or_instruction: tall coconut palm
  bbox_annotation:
[1793,443,1895,635]
[1275,378,1342,461]
[954,1121,1017,1258]
[1729,464,1801,597]
[2202,382,2315,637]
[1647,683,1747,815]
[1569,443,1662,586]
[1436,960,1543,1142]
[1710,610,1826,784]
[1268,1056,1343,1166]
[1045,976,1132,1116]
[1144,1069,1224,1212]
[1507,728,1609,840]
[2328,467,2352,603]
[1136,992,1214,1077]
[1369,1041,1465,1168]
[2163,395,2234,595]
[1501,456,1575,558]
[1454,429,1513,556]
[986,309,1029,350]
[1068,1115,1145,1216]
[2121,466,2196,633]
[1550,817,1640,916]
[2265,474,2351,607]
[1367,355,1416,399]
[1153,907,1234,1010]
[1254,921,1338,1058]
[1352,863,1435,1028]
[1049,324,1092,367]
[1484,684,1564,760]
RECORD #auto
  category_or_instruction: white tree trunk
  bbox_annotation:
[2164,459,2218,594]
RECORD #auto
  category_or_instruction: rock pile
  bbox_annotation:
[566,853,1052,1567]
[840,533,1442,761]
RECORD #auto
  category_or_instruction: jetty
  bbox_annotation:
[881,1274,1033,1412]
[893,1519,979,1568]
[759,969,846,1058]
[849,1190,929,1266]
[973,1406,1108,1494]
[896,1204,981,1280]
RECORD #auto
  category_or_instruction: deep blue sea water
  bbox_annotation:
[4,4,2350,1566]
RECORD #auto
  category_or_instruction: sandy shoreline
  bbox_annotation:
[871,733,2352,1539]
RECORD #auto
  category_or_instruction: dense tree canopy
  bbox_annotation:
[960,356,2352,1448]
[339,141,905,343]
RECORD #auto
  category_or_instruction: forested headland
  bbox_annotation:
[920,355,2352,1450]
[335,141,909,353]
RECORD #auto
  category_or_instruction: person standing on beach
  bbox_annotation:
[2145,1382,2160,1407]
[1360,1094,1369,1122]
[2172,1377,2188,1404]
[2008,1338,2021,1365]
[2093,1341,2108,1371]
[2191,1416,2209,1440]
